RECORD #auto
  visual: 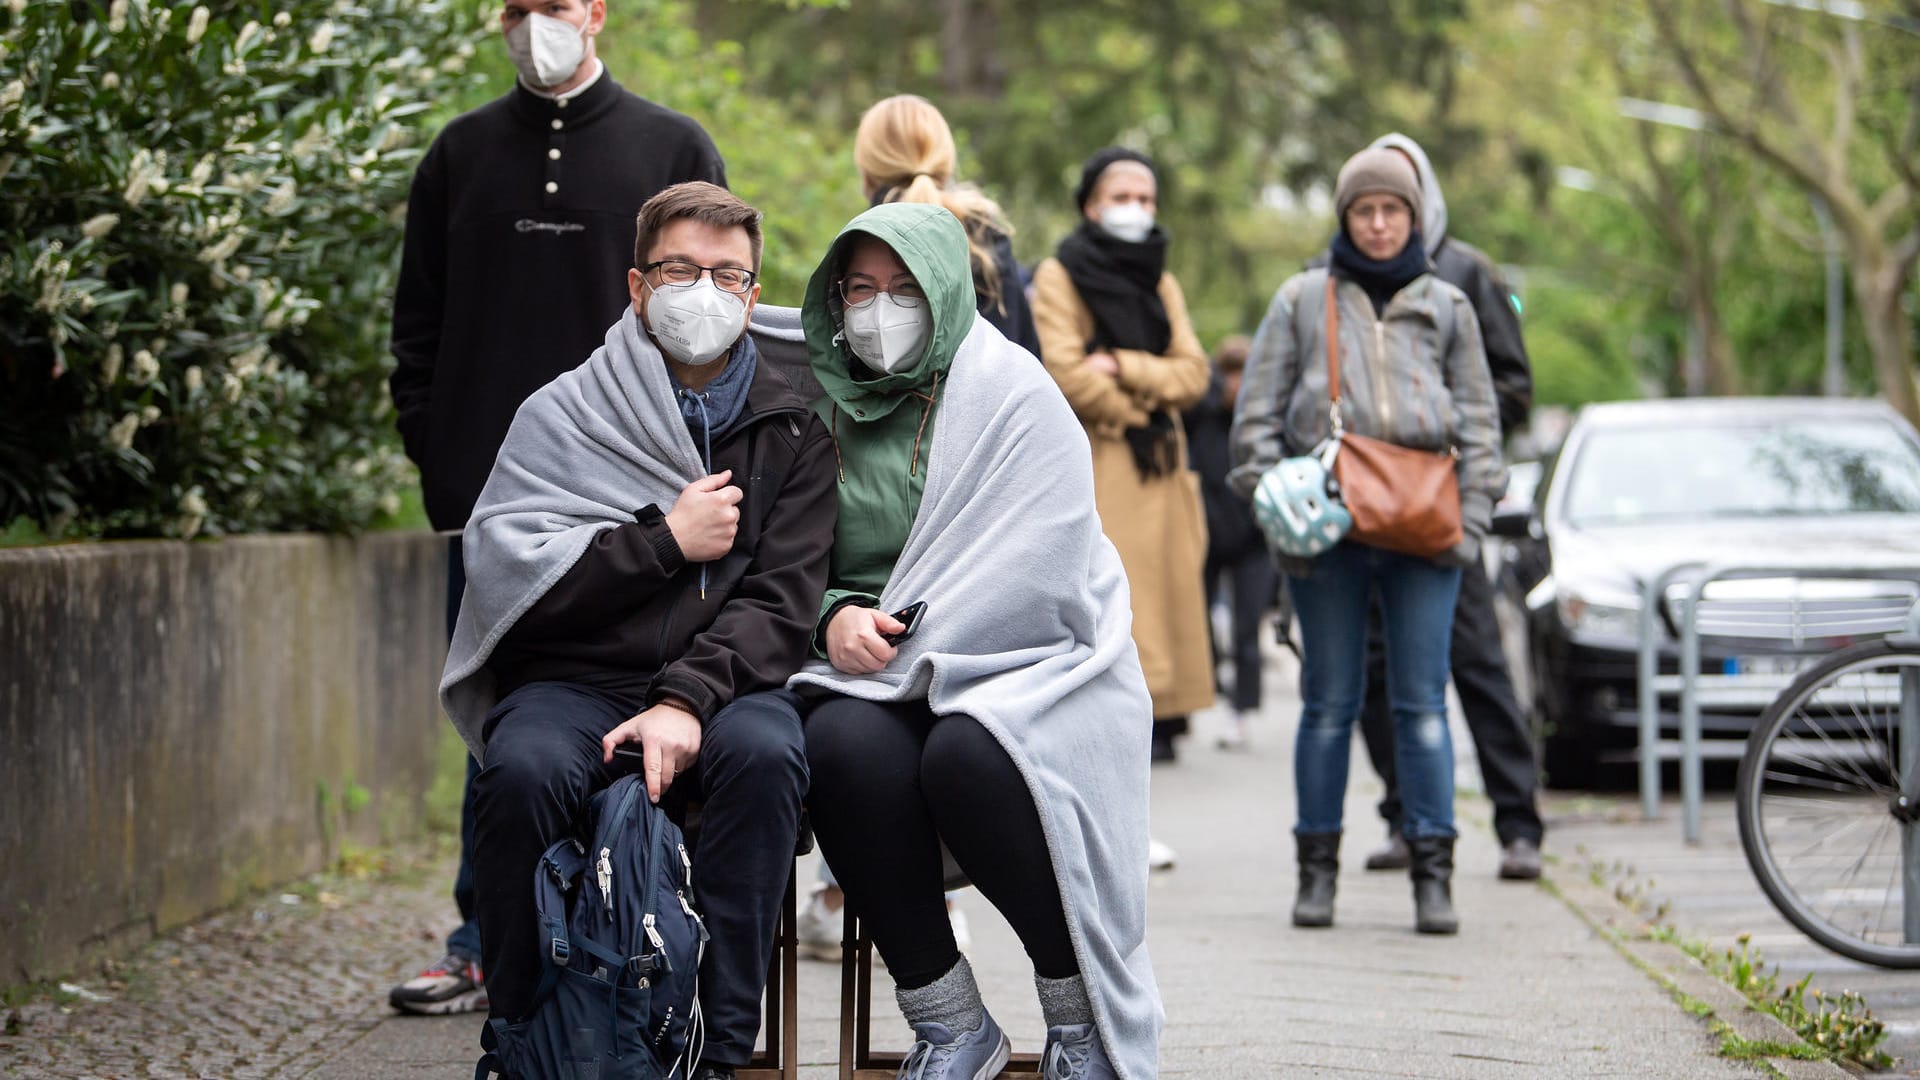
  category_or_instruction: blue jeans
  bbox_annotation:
[446,538,482,963]
[1286,543,1461,840]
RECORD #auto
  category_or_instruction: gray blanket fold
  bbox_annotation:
[440,308,707,755]
[789,320,1163,1078]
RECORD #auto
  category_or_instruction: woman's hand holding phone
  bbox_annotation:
[826,605,906,675]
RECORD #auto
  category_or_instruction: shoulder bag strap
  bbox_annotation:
[1323,274,1344,437]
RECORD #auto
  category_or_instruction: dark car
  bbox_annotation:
[1495,398,1920,788]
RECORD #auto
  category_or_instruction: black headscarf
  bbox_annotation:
[1329,227,1429,316]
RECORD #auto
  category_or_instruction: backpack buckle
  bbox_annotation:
[550,937,571,966]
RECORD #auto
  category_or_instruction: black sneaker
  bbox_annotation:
[388,952,488,1015]
[690,1065,736,1080]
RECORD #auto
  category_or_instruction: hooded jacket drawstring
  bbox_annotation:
[828,370,941,484]
[681,387,713,600]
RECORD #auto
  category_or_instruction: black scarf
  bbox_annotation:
[1056,221,1180,479]
[1329,227,1429,315]
[1054,221,1172,354]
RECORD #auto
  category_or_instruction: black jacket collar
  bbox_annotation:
[506,69,622,130]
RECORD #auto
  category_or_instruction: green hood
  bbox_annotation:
[802,202,978,420]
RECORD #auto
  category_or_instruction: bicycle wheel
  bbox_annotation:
[1737,638,1920,969]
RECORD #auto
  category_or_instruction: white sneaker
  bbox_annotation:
[796,885,842,962]
[1147,838,1177,872]
[1216,710,1252,751]
[948,905,972,953]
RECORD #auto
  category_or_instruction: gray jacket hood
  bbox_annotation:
[1372,133,1449,256]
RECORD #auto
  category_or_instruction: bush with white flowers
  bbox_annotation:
[0,0,486,538]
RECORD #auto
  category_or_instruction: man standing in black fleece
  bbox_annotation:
[1346,132,1547,882]
[384,0,726,1017]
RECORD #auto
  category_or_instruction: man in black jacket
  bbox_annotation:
[385,0,727,1016]
[465,184,836,1080]
[1352,133,1547,881]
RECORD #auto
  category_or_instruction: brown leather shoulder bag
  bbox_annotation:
[1322,275,1463,557]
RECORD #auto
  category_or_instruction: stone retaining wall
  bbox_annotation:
[0,533,449,982]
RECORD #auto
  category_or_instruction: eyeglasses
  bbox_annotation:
[838,274,927,309]
[641,260,758,295]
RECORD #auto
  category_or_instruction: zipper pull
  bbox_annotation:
[678,889,698,918]
[644,912,666,952]
[596,848,613,912]
[678,842,694,885]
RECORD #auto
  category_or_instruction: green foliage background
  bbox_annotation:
[4,0,1915,540]
[0,0,487,540]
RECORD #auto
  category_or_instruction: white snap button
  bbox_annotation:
[548,148,561,160]
[544,181,558,194]
[550,119,563,131]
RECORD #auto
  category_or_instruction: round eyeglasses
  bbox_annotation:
[838,274,927,309]
[641,259,758,295]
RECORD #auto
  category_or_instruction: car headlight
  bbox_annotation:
[1556,586,1642,641]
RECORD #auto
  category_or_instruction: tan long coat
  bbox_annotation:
[1032,258,1215,719]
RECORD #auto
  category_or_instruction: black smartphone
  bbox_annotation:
[881,600,927,645]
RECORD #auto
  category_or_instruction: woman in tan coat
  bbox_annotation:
[1032,147,1214,764]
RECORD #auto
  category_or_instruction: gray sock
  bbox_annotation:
[895,956,984,1033]
[1034,972,1094,1028]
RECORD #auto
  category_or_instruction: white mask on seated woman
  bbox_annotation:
[842,294,932,374]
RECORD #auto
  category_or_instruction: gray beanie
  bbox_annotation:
[1334,147,1422,225]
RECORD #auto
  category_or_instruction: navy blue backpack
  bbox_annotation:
[476,774,708,1080]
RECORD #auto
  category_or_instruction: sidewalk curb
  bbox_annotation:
[1543,868,1851,1080]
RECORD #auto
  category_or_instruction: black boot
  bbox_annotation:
[1408,836,1459,935]
[1292,831,1340,928]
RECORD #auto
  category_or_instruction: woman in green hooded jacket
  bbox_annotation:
[791,202,1160,1079]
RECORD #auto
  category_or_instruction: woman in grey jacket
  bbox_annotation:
[1229,146,1501,936]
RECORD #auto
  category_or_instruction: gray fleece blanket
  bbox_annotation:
[789,320,1164,1077]
[440,305,807,756]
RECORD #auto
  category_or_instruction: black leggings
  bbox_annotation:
[804,694,1077,989]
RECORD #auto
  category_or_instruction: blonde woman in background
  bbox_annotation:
[852,93,1041,355]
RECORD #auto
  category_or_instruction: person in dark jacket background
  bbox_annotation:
[1348,133,1547,883]
[852,94,1042,358]
[460,184,837,1080]
[1184,335,1276,750]
[383,0,727,1016]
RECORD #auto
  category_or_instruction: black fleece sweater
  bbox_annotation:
[389,74,726,530]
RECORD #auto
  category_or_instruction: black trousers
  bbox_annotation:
[473,682,807,1068]
[803,694,1077,989]
[1204,545,1279,712]
[1358,560,1545,845]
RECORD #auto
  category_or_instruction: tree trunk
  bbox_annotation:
[938,0,1003,100]
[1691,290,1742,396]
[1857,258,1920,428]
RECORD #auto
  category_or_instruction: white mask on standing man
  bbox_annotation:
[506,10,589,88]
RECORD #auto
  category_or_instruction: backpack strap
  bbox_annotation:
[532,838,587,1006]
[474,1018,513,1080]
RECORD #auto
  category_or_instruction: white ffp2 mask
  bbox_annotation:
[647,279,746,366]
[842,294,933,374]
[505,12,588,89]
[1098,203,1155,243]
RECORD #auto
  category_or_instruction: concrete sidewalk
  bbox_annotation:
[2,668,1786,1078]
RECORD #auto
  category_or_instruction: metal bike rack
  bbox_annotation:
[1636,561,1920,842]
[1903,600,1920,945]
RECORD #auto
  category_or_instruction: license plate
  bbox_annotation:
[1726,655,1810,677]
